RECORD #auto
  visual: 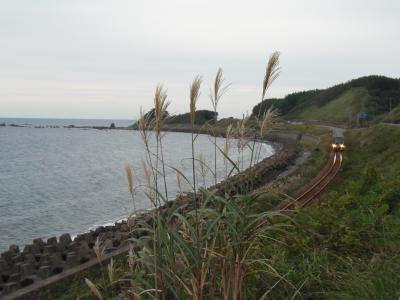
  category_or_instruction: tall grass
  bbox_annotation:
[210,68,230,184]
[124,163,136,211]
[126,193,286,299]
[223,124,233,179]
[262,51,281,106]
[250,51,280,170]
[154,85,170,203]
[189,76,202,197]
[86,52,286,300]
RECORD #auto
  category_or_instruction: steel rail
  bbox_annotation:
[281,152,342,211]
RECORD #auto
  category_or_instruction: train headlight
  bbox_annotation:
[332,143,337,148]
[340,144,345,149]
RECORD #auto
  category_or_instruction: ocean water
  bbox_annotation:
[0,119,274,251]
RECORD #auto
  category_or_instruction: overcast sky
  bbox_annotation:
[1,0,399,119]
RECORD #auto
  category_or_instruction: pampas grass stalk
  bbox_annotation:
[236,116,248,171]
[176,170,183,194]
[85,278,104,300]
[153,84,170,204]
[108,258,114,283]
[210,68,230,184]
[197,153,207,187]
[138,110,158,292]
[138,108,157,197]
[189,75,203,299]
[224,124,233,179]
[254,108,276,164]
[259,108,275,138]
[189,76,202,196]
[159,139,168,200]
[124,163,136,211]
[153,84,169,298]
[261,51,280,106]
[250,51,280,169]
[94,237,105,265]
[154,85,169,136]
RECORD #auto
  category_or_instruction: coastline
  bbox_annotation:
[0,127,301,298]
[0,124,276,253]
[0,124,282,251]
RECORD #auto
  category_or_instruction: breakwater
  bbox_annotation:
[0,132,300,299]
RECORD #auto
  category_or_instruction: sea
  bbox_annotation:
[0,118,274,251]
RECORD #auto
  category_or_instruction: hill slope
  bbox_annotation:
[253,76,400,125]
[130,109,217,129]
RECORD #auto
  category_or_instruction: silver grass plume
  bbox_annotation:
[262,51,280,102]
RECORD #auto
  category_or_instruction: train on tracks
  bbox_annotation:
[278,129,345,212]
[332,131,345,151]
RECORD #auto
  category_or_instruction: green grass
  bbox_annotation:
[277,122,333,136]
[37,256,128,300]
[382,105,400,123]
[67,124,400,299]
[249,124,400,299]
[253,124,332,211]
[288,88,370,123]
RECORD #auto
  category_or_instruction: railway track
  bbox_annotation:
[279,151,343,212]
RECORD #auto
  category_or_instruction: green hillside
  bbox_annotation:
[253,76,400,125]
[130,109,217,129]
[291,87,370,123]
[383,105,400,123]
